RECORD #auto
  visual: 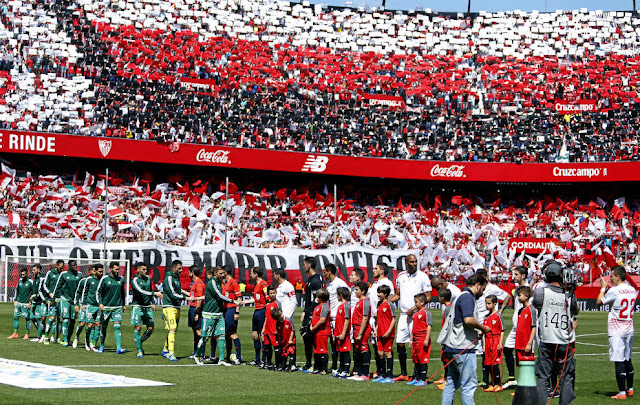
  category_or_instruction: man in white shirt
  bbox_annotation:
[389,254,431,381]
[431,275,462,308]
[597,265,638,400]
[273,268,297,326]
[323,263,349,372]
[502,265,529,389]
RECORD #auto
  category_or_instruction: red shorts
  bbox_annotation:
[484,345,502,366]
[376,336,393,353]
[353,330,371,353]
[412,341,431,364]
[263,333,279,346]
[335,336,351,352]
[314,333,329,354]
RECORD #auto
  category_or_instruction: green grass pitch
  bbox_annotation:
[0,303,635,404]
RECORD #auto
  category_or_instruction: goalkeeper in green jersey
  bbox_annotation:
[95,262,127,354]
[71,265,95,349]
[131,262,163,357]
[193,267,239,365]
[58,260,81,347]
[41,260,64,344]
[86,264,104,351]
[8,268,33,339]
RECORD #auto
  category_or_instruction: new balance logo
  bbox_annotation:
[301,155,329,172]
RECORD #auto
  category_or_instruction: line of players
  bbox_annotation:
[8,257,637,400]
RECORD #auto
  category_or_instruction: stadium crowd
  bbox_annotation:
[1,0,640,161]
[1,166,639,283]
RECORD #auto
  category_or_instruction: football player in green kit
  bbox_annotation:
[131,262,163,357]
[58,260,81,347]
[96,262,127,354]
[8,268,33,339]
[71,265,95,349]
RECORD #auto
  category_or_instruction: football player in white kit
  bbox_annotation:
[597,265,638,400]
[502,265,529,389]
[389,254,431,381]
[323,263,349,374]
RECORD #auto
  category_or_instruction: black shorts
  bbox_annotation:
[252,308,266,333]
[225,308,239,333]
[188,306,201,329]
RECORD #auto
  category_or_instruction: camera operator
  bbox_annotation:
[532,261,579,405]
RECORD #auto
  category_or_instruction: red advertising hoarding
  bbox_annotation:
[0,130,639,182]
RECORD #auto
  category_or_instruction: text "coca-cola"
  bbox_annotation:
[430,164,466,178]
[196,149,231,164]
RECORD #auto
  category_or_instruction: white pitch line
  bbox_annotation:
[576,342,609,347]
[576,332,609,337]
[575,351,640,357]
[64,364,224,368]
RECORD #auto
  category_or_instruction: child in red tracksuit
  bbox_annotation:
[273,307,296,371]
[483,294,505,392]
[409,293,432,387]
[310,288,331,374]
[261,285,281,369]
[333,287,352,378]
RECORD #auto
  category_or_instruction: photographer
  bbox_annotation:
[532,261,579,405]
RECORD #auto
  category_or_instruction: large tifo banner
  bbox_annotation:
[0,238,417,287]
[1,130,639,182]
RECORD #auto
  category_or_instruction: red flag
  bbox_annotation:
[568,212,576,224]
[245,194,257,205]
[276,189,287,200]
[504,206,514,217]
[418,204,426,216]
[596,209,607,219]
[397,198,404,212]
[492,198,501,208]
[260,188,270,198]
[289,189,298,201]
[188,194,200,209]
[588,201,598,212]
[611,205,624,220]
[461,198,473,206]
[623,203,631,214]
[579,217,589,230]
[193,181,208,194]
[535,200,543,213]
[404,203,411,213]
[526,199,534,207]
[315,192,325,202]
[434,196,442,210]
[514,219,527,232]
[176,182,189,194]
[451,195,462,206]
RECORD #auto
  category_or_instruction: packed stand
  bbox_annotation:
[1,0,640,161]
[1,164,639,283]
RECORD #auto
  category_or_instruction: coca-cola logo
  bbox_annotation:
[430,164,466,178]
[196,149,231,164]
